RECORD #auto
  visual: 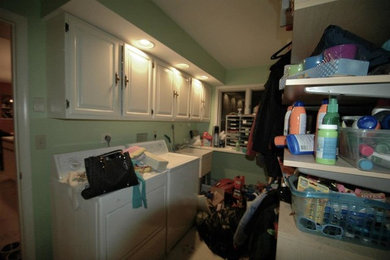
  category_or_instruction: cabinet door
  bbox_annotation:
[67,15,120,118]
[153,61,174,119]
[173,71,190,119]
[201,84,211,121]
[189,79,202,121]
[123,44,153,119]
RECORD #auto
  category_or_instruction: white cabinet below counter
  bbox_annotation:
[176,147,213,178]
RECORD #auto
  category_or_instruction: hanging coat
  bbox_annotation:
[252,52,290,178]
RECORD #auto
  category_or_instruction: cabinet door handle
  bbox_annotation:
[115,72,120,86]
[124,75,129,87]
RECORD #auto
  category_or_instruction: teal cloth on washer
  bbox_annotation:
[132,171,147,209]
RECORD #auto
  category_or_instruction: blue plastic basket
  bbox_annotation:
[287,175,390,250]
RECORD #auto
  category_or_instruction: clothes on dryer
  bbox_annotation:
[59,171,87,187]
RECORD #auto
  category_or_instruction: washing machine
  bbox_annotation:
[50,145,167,260]
[128,140,199,252]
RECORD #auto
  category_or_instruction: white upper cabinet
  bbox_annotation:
[189,79,203,121]
[153,60,174,120]
[47,13,121,119]
[172,70,191,120]
[122,44,153,119]
[201,84,211,122]
[47,12,212,122]
[189,79,211,122]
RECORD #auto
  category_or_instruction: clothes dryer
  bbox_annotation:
[128,140,199,252]
[51,146,167,260]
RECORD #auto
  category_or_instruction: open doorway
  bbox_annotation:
[0,19,21,259]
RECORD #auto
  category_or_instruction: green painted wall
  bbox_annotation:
[1,0,270,258]
[98,0,225,84]
[211,152,267,185]
[225,64,270,85]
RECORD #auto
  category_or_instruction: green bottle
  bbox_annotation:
[322,98,340,126]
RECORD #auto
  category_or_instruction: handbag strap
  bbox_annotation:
[98,149,124,159]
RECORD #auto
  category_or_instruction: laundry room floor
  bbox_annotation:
[0,174,20,252]
[167,227,222,260]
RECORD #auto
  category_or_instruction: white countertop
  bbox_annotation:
[189,145,245,155]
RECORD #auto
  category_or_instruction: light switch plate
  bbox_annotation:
[33,97,46,112]
[35,135,47,150]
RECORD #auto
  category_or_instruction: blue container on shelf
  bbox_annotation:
[303,53,324,70]
[287,175,390,250]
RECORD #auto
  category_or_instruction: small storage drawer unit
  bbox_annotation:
[225,115,255,148]
[287,175,390,250]
[339,128,390,173]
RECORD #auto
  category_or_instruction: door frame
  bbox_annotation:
[0,8,36,259]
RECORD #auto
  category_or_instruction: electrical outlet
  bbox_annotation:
[136,133,148,142]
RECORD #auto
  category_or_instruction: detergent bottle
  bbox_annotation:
[314,99,328,156]
[316,99,329,133]
[289,101,306,135]
[283,105,293,135]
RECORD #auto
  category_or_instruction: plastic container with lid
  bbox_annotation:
[289,101,307,135]
[316,124,338,165]
[339,127,390,172]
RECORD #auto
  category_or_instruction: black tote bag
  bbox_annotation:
[81,150,139,199]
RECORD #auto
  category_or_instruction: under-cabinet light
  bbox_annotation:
[176,63,190,69]
[198,75,208,80]
[136,39,155,49]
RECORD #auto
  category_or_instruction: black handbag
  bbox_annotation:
[81,150,139,199]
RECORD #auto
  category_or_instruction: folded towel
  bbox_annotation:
[123,146,146,159]
[144,151,168,171]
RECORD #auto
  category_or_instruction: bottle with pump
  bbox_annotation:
[316,98,339,164]
[289,101,306,135]
[322,98,340,126]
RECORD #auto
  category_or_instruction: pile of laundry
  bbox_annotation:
[196,178,280,259]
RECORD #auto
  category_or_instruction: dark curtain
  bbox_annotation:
[252,52,290,178]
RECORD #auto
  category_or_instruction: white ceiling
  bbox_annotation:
[152,0,293,70]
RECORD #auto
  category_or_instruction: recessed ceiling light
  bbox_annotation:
[136,39,155,49]
[198,75,208,80]
[176,63,189,69]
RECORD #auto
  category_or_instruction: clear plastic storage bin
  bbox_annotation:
[339,128,390,173]
[287,175,390,250]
